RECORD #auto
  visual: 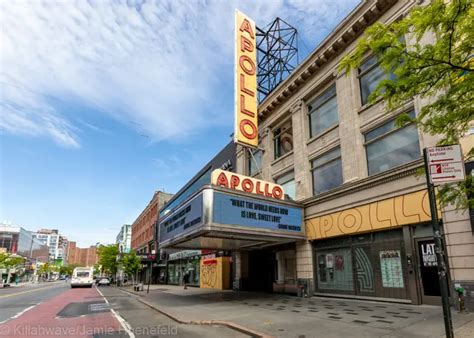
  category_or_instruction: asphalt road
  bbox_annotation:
[0,282,247,337]
[98,286,249,338]
[0,282,122,337]
[0,282,68,323]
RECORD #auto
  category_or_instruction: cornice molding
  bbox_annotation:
[302,159,424,208]
[257,0,401,121]
[290,100,304,114]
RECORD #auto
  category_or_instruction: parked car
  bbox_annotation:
[97,277,110,286]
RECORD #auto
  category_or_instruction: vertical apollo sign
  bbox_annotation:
[234,10,258,148]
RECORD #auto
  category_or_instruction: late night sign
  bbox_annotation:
[211,169,285,200]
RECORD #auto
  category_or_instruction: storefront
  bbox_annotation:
[314,229,409,300]
[306,189,442,304]
[167,250,201,286]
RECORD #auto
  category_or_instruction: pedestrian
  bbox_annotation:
[183,271,190,290]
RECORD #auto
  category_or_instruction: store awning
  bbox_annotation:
[158,186,304,250]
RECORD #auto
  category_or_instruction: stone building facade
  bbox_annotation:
[235,0,474,307]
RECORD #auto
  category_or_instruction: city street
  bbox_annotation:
[0,282,247,337]
[1,1,473,337]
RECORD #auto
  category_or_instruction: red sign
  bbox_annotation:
[211,169,285,200]
[427,145,465,184]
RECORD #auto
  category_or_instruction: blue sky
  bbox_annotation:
[0,0,359,246]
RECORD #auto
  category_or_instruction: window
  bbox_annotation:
[248,149,262,176]
[311,147,343,195]
[275,171,296,200]
[273,120,293,159]
[359,55,394,106]
[364,111,420,175]
[308,84,338,137]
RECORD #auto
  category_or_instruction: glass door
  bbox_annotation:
[416,238,441,305]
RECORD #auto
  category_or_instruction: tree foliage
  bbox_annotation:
[37,262,53,276]
[97,244,119,275]
[339,0,474,208]
[59,264,78,276]
[120,250,141,284]
[0,253,25,269]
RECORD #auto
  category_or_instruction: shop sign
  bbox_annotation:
[159,193,203,244]
[137,254,156,262]
[427,145,465,184]
[234,10,258,148]
[168,250,201,261]
[326,254,334,268]
[379,250,404,288]
[306,190,434,240]
[213,192,302,233]
[211,169,284,200]
[421,242,437,267]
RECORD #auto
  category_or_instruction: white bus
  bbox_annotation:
[71,267,94,288]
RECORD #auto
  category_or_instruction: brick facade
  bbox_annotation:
[131,191,173,253]
[66,241,98,267]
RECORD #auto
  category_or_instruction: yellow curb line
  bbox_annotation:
[0,283,63,299]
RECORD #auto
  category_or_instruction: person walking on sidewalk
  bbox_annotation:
[183,270,190,290]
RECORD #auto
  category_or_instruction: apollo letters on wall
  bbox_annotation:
[305,190,440,240]
[234,10,258,148]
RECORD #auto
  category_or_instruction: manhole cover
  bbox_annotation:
[57,301,109,318]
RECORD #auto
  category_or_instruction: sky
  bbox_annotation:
[0,0,360,247]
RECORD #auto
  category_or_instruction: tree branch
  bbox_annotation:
[400,50,472,72]
[447,0,463,64]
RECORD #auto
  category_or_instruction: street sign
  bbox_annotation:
[426,145,465,184]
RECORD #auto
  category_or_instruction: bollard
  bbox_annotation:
[456,287,466,312]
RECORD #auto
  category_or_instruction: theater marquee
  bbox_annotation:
[211,169,285,200]
[234,10,258,148]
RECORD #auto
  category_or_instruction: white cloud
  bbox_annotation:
[0,0,359,147]
[0,80,80,148]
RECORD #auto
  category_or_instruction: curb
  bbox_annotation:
[118,287,273,338]
[137,297,274,338]
[118,287,144,297]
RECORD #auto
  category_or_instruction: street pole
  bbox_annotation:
[423,148,454,338]
[147,262,151,294]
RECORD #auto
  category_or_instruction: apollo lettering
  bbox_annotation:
[238,18,256,141]
[234,11,258,147]
[214,171,284,200]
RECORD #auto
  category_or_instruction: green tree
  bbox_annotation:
[37,262,52,280]
[339,0,473,209]
[97,244,119,276]
[120,250,141,284]
[59,264,77,276]
[0,253,25,284]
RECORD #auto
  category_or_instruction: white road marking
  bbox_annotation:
[95,286,135,338]
[0,303,39,324]
[111,309,135,338]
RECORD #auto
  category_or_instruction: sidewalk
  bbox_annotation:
[120,284,474,338]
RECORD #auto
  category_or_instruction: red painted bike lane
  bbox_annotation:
[0,286,123,338]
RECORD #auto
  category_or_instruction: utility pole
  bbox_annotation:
[423,148,454,338]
